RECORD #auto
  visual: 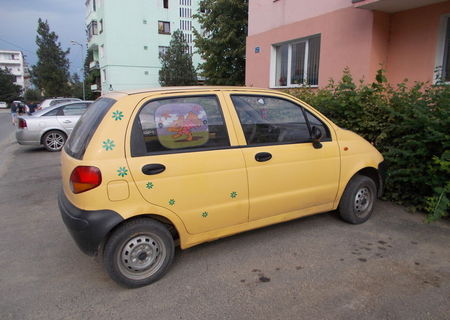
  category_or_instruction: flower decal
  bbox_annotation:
[230,191,238,198]
[112,110,124,121]
[201,211,208,218]
[146,182,154,189]
[168,199,176,206]
[102,139,115,151]
[117,166,128,177]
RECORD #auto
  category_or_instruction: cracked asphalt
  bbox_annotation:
[0,110,449,320]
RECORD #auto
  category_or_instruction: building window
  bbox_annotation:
[87,21,98,41]
[159,46,169,57]
[158,21,171,34]
[442,17,450,81]
[163,0,168,9]
[100,44,104,58]
[99,19,103,33]
[102,69,106,82]
[273,35,321,87]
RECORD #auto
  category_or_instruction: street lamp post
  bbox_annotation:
[70,40,86,100]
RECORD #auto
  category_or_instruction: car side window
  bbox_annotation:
[132,95,230,155]
[42,107,63,116]
[231,95,312,145]
[63,103,88,116]
[305,109,331,140]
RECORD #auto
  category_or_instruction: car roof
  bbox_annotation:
[33,100,93,116]
[101,86,279,100]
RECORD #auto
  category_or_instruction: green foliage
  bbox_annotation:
[285,69,450,221]
[159,30,197,86]
[0,68,21,103]
[193,0,247,85]
[70,73,84,99]
[23,88,42,103]
[31,18,71,97]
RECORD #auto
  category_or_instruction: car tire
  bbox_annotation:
[103,218,175,288]
[42,130,67,152]
[338,175,377,224]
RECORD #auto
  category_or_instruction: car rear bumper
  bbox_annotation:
[58,190,123,256]
[15,129,41,145]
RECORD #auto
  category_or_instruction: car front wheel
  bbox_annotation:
[338,175,377,224]
[43,130,67,152]
[103,218,175,288]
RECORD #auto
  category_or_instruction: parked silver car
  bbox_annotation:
[16,101,93,151]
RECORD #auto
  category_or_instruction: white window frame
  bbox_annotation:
[270,35,320,89]
[434,14,450,84]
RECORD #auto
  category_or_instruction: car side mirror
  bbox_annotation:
[311,126,323,149]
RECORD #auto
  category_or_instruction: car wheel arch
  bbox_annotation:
[99,214,182,255]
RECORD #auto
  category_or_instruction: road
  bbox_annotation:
[0,111,449,320]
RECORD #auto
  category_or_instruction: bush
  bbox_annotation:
[284,69,450,221]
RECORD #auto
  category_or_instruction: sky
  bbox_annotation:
[0,0,86,77]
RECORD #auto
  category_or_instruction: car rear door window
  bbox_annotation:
[62,103,88,116]
[231,95,312,145]
[132,95,230,156]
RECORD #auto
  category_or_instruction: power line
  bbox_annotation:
[0,37,36,57]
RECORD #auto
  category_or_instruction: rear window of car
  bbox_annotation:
[65,98,116,160]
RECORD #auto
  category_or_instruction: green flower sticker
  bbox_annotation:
[117,166,128,177]
[102,139,115,151]
[230,191,238,198]
[201,211,208,218]
[112,110,124,121]
[146,182,154,189]
[168,199,175,206]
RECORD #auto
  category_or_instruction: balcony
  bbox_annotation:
[352,0,447,13]
[89,60,100,70]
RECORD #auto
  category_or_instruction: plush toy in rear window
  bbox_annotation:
[155,103,209,149]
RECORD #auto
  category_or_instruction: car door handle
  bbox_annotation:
[142,163,166,175]
[63,120,72,123]
[255,152,272,162]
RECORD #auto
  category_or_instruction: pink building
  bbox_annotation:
[246,0,450,88]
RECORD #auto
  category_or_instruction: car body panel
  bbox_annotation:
[60,87,384,251]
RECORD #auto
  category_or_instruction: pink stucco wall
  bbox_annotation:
[248,0,352,36]
[387,2,450,84]
[246,7,377,88]
[246,1,450,88]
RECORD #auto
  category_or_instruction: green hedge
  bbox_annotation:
[283,69,450,221]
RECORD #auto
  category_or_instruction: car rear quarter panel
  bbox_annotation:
[60,94,190,247]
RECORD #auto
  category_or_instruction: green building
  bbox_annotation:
[85,0,201,94]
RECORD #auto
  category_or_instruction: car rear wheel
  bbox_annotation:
[43,130,66,152]
[338,175,377,224]
[103,218,174,288]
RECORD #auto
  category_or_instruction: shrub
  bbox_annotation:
[284,69,450,221]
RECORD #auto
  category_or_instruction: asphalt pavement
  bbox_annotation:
[0,111,449,320]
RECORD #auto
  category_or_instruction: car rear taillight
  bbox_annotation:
[70,166,102,194]
[18,118,27,128]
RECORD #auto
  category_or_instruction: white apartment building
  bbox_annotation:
[0,50,28,92]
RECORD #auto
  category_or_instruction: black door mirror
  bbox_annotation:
[311,126,323,149]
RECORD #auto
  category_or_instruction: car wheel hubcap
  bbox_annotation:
[46,133,64,150]
[354,187,372,216]
[118,234,165,280]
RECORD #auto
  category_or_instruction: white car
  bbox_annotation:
[39,98,82,110]
[0,101,8,109]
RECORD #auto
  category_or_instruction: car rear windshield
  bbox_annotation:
[65,98,116,159]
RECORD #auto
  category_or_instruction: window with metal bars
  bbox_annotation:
[274,35,321,87]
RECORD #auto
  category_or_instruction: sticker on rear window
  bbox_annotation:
[154,103,208,149]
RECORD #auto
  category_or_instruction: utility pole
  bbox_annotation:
[70,40,86,100]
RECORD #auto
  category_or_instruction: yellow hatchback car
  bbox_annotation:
[59,87,385,287]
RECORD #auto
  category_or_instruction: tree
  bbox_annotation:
[0,68,21,103]
[159,30,197,86]
[70,73,84,99]
[31,18,71,97]
[24,88,43,103]
[193,0,248,85]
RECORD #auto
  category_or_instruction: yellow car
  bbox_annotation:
[59,87,385,288]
